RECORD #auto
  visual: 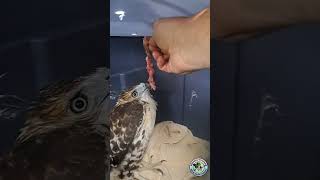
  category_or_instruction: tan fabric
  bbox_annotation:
[110,121,210,180]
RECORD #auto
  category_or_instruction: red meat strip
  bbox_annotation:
[143,37,156,91]
[146,56,156,90]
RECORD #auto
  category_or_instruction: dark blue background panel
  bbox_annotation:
[213,24,320,180]
[235,24,320,180]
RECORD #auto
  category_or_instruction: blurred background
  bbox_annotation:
[213,24,320,180]
[0,0,107,153]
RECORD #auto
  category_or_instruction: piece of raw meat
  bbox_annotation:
[143,37,156,91]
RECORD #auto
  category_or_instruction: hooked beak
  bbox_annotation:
[145,83,151,90]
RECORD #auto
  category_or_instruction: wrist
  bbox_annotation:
[191,8,210,69]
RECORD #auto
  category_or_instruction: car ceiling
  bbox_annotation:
[110,0,210,36]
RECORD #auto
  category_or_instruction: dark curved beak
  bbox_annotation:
[145,83,151,90]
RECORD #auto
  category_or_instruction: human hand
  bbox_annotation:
[144,8,210,74]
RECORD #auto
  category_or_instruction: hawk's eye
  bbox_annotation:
[131,90,138,98]
[70,95,88,113]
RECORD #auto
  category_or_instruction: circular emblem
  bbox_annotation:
[189,158,208,177]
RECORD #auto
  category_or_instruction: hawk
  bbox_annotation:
[0,67,110,180]
[109,83,157,179]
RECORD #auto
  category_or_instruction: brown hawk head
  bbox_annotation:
[115,83,153,106]
[16,67,110,144]
[0,67,110,180]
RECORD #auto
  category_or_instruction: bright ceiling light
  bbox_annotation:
[115,10,125,21]
[115,10,125,15]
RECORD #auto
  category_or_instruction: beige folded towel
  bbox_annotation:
[111,121,210,180]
